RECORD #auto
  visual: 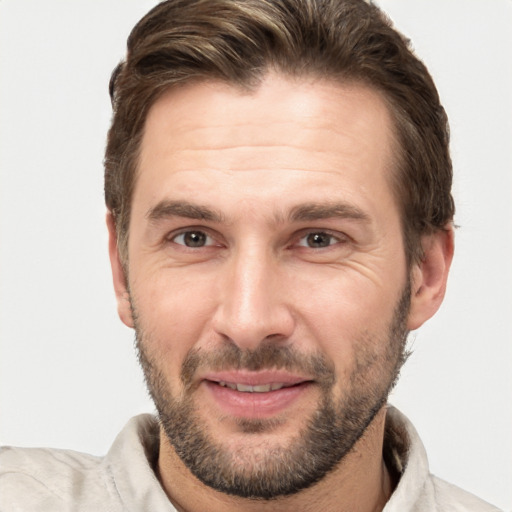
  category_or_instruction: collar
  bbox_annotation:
[104,406,430,512]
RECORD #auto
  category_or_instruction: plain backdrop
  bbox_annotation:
[0,1,511,510]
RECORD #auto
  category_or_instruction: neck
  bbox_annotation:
[157,406,394,512]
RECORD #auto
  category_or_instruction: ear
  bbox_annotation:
[407,226,454,330]
[106,212,134,328]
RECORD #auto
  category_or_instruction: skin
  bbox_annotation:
[108,73,453,512]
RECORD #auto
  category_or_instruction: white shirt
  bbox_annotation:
[0,407,502,511]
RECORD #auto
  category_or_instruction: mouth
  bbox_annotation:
[201,371,314,419]
[216,381,300,393]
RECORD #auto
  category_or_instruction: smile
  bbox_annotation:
[217,381,295,392]
[202,373,313,419]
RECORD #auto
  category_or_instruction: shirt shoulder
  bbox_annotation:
[427,475,504,512]
[0,445,119,512]
[383,406,503,512]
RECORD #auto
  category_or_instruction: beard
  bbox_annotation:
[133,284,410,500]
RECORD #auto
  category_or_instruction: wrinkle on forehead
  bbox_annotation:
[140,73,394,153]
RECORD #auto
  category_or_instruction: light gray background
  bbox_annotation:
[1,1,511,510]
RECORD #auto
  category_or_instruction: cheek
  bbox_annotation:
[131,270,218,361]
[294,268,401,360]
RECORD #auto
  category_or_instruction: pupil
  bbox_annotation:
[184,231,206,247]
[307,232,330,248]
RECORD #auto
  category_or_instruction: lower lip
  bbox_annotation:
[204,381,311,419]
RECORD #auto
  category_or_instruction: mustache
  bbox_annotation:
[180,341,336,391]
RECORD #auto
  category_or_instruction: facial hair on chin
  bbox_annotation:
[132,284,411,500]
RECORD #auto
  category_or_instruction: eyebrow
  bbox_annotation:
[288,202,370,223]
[146,200,225,223]
[146,199,370,225]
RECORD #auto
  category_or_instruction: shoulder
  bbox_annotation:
[0,414,160,512]
[0,445,113,512]
[426,475,504,512]
[384,406,503,512]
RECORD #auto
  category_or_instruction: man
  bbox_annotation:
[0,0,503,511]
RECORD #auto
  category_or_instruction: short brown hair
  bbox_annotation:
[105,0,454,265]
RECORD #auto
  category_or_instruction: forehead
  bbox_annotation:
[135,73,399,222]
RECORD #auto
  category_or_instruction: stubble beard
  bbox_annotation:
[133,285,411,500]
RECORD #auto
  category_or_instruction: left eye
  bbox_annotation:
[297,232,340,248]
[172,230,213,248]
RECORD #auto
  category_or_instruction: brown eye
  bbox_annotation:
[173,231,210,247]
[301,232,335,248]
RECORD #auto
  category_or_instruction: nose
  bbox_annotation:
[211,246,295,350]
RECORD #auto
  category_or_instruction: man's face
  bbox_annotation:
[117,74,414,498]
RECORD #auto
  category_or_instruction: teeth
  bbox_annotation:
[217,381,289,392]
[218,381,237,390]
[241,383,271,392]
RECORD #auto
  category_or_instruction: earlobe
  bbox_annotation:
[106,212,134,328]
[407,226,454,331]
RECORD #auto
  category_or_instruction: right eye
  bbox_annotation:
[171,230,214,248]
